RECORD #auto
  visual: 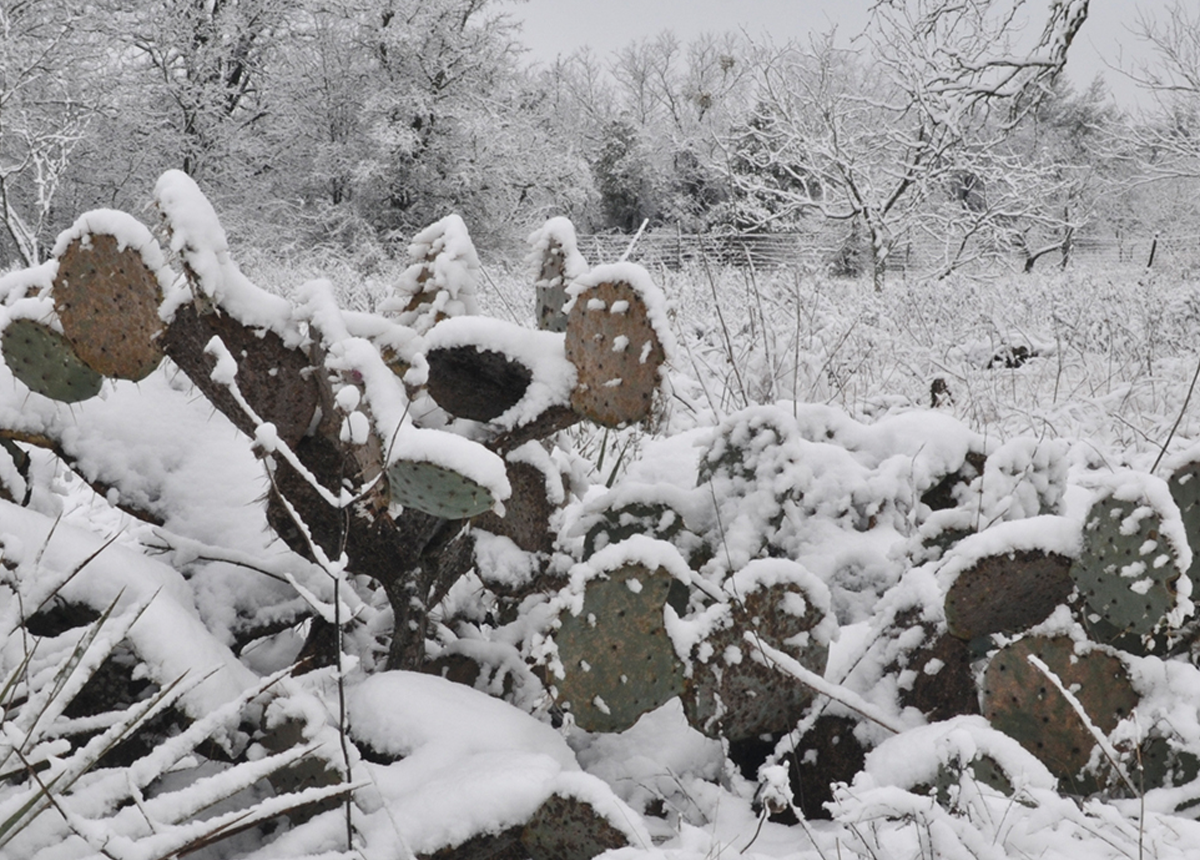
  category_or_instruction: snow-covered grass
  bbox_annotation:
[7,240,1200,859]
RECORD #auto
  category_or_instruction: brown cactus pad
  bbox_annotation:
[565,280,665,427]
[53,234,164,380]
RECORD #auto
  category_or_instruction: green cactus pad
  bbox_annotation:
[2,318,103,403]
[519,792,632,860]
[682,564,831,741]
[534,237,572,334]
[53,233,164,381]
[1072,489,1186,642]
[945,550,1074,640]
[981,635,1137,791]
[552,562,684,733]
[565,279,665,427]
[425,345,533,423]
[932,754,1014,808]
[1169,459,1200,584]
[386,457,497,520]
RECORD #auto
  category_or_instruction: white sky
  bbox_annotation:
[505,0,1176,107]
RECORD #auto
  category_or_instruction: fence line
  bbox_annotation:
[570,230,1200,276]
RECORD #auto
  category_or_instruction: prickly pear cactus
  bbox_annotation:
[1168,457,1200,585]
[564,265,667,428]
[386,457,498,520]
[1071,479,1192,647]
[425,345,533,423]
[2,318,104,403]
[550,539,688,733]
[520,791,632,860]
[381,214,480,336]
[944,547,1075,640]
[981,635,1137,792]
[53,228,165,381]
[528,218,587,334]
[680,559,834,741]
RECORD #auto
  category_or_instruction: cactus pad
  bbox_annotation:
[2,319,103,403]
[981,635,1137,790]
[945,550,1074,640]
[520,792,632,860]
[565,279,665,427]
[534,237,572,334]
[1072,489,1186,642]
[474,460,558,555]
[552,562,684,733]
[1169,459,1200,585]
[53,233,164,380]
[425,345,533,423]
[682,562,831,741]
[387,457,497,520]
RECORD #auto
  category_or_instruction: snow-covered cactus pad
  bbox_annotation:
[387,457,500,520]
[1167,453,1200,586]
[981,634,1137,792]
[1,317,103,403]
[549,537,690,733]
[519,789,633,860]
[564,263,670,428]
[381,214,480,336]
[941,517,1078,640]
[527,216,588,333]
[678,559,835,741]
[1072,474,1194,647]
[386,428,511,520]
[50,211,168,381]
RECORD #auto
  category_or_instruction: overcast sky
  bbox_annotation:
[505,0,1177,107]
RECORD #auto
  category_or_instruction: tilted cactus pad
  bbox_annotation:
[2,319,103,403]
[552,562,684,733]
[425,345,533,423]
[981,635,1137,791]
[387,457,498,520]
[1072,488,1187,643]
[53,233,164,380]
[565,280,665,427]
[945,550,1074,640]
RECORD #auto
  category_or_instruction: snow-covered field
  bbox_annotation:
[4,206,1200,860]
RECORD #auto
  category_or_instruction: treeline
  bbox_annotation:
[2,0,1198,282]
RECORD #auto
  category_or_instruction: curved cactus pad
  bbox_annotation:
[387,458,497,520]
[426,345,533,422]
[2,319,103,403]
[565,280,665,427]
[53,234,164,380]
[1072,490,1185,641]
[945,550,1074,640]
[982,635,1136,790]
[552,563,684,733]
[520,792,631,860]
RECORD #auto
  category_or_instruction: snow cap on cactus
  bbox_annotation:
[423,316,576,428]
[153,170,297,343]
[381,214,480,335]
[385,427,511,519]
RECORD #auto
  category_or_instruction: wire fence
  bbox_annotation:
[572,229,1200,278]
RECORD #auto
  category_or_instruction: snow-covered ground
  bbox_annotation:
[4,195,1200,859]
